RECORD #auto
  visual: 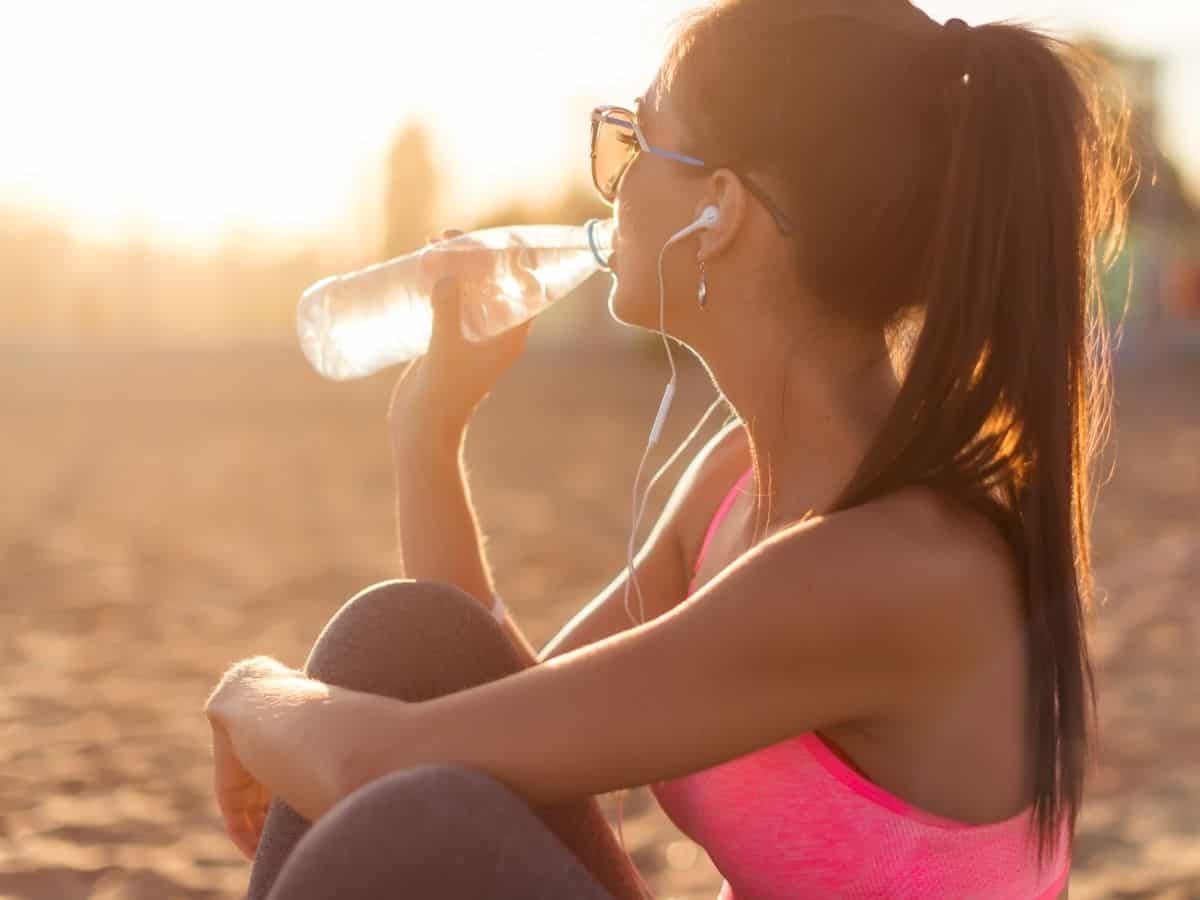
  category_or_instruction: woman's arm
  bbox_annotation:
[390,375,541,661]
[392,374,740,667]
[211,487,992,819]
[537,419,745,662]
[384,253,544,662]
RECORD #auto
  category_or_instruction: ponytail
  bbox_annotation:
[824,22,1132,869]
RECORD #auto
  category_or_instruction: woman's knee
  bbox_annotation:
[303,579,528,700]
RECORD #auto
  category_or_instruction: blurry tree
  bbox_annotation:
[382,121,438,259]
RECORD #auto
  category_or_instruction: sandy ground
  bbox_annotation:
[1,335,1197,899]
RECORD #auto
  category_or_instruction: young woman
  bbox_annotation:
[205,1,1129,897]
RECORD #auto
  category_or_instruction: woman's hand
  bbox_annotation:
[206,659,282,859]
[210,717,270,859]
[205,656,411,825]
[388,228,536,448]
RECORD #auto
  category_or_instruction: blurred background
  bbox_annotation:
[1,2,1197,898]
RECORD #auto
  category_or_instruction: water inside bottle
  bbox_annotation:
[298,224,609,380]
[447,241,601,343]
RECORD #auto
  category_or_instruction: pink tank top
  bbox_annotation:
[648,466,1071,899]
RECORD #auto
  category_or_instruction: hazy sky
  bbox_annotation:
[4,1,1197,251]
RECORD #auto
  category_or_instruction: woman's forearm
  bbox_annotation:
[390,414,541,662]
[392,426,493,601]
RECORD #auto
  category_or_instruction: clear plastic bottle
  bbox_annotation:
[297,217,615,380]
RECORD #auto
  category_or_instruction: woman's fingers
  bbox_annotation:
[219,790,258,859]
[224,807,258,860]
[421,227,489,293]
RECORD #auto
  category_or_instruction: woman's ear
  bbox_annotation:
[697,168,749,260]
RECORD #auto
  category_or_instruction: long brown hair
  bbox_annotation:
[661,0,1133,870]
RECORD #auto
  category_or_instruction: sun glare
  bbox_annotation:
[1,0,1192,252]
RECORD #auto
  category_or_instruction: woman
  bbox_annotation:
[205,1,1129,897]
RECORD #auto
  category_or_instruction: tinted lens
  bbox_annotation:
[592,108,638,203]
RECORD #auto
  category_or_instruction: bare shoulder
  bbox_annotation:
[782,486,1020,656]
[901,485,1023,611]
[847,485,1024,643]
[664,484,1019,729]
[813,485,964,552]
[864,485,1016,579]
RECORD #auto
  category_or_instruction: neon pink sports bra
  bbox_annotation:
[648,465,1071,899]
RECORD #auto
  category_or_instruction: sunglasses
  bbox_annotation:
[589,101,796,237]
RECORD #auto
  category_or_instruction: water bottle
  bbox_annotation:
[297,217,616,380]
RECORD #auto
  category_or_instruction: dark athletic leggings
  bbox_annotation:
[246,579,649,900]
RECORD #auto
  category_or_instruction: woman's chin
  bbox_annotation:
[608,291,685,344]
[606,280,633,326]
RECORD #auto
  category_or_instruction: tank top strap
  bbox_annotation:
[691,464,755,581]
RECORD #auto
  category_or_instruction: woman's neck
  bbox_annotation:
[714,330,901,532]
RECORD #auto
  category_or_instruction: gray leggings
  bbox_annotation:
[246,579,649,900]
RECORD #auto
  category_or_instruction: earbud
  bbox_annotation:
[664,205,720,247]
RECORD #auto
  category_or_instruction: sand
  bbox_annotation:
[1,337,1196,899]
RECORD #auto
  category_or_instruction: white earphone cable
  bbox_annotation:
[623,392,727,626]
[622,216,725,628]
